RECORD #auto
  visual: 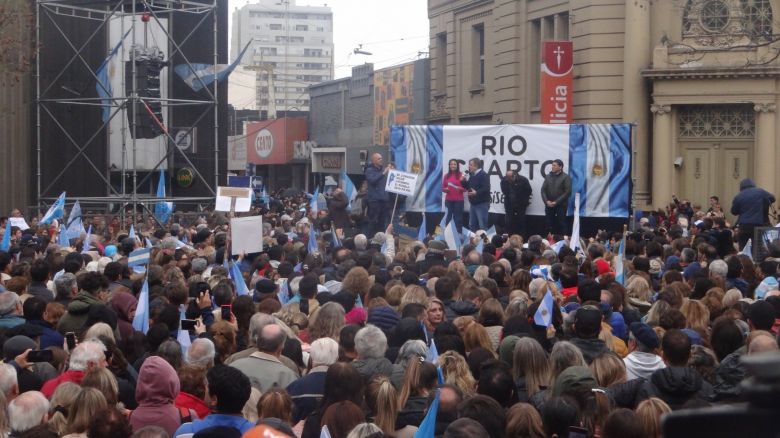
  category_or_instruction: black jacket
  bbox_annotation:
[398,396,429,427]
[501,175,532,212]
[569,337,609,364]
[712,350,746,402]
[731,178,775,225]
[607,377,647,409]
[638,366,714,410]
[463,170,491,205]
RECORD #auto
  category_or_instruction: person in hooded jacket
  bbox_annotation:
[129,356,183,436]
[637,329,713,410]
[731,178,775,250]
[623,323,665,381]
[57,272,109,335]
[109,290,138,347]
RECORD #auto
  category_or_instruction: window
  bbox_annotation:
[304,48,323,57]
[290,36,304,43]
[742,0,773,38]
[700,0,730,32]
[258,47,277,56]
[436,33,447,92]
[473,24,485,86]
[275,36,287,43]
[295,25,309,31]
[270,23,283,30]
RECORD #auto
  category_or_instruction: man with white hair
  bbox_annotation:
[352,324,401,386]
[0,363,18,401]
[8,390,49,434]
[0,291,24,328]
[709,259,728,282]
[41,338,106,398]
[230,324,297,391]
[187,338,216,368]
[285,337,339,422]
[354,234,368,252]
[224,313,300,375]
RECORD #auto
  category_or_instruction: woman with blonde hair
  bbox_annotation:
[84,323,115,344]
[512,337,550,402]
[447,260,467,279]
[386,284,406,309]
[341,267,371,299]
[505,403,545,438]
[589,352,627,387]
[308,302,346,342]
[209,320,237,364]
[645,300,671,327]
[64,388,108,438]
[397,359,438,427]
[365,375,417,437]
[473,265,490,284]
[399,285,429,313]
[626,275,653,311]
[48,382,81,436]
[681,299,710,336]
[425,298,446,335]
[438,351,476,395]
[635,397,671,438]
[463,323,495,356]
[81,367,122,409]
[478,298,505,351]
[257,389,294,425]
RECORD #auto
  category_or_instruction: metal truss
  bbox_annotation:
[36,0,220,223]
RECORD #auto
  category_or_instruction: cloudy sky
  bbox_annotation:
[229,0,430,78]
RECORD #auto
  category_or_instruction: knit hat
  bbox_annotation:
[427,240,447,254]
[3,335,36,361]
[345,307,367,326]
[629,322,659,349]
[254,279,278,302]
[552,366,598,397]
[367,305,401,333]
[498,335,520,366]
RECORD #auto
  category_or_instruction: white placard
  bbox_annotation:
[215,186,252,212]
[385,169,418,196]
[230,215,264,255]
[9,218,29,230]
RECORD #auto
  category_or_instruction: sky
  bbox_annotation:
[228,0,430,78]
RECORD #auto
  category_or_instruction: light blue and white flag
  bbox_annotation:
[174,40,252,92]
[96,29,131,122]
[229,261,250,296]
[435,212,447,241]
[390,125,444,212]
[309,186,320,215]
[485,225,497,240]
[132,277,150,334]
[58,224,70,248]
[40,192,66,225]
[177,306,191,356]
[475,239,484,255]
[425,338,439,364]
[128,224,137,241]
[740,239,753,260]
[331,224,342,248]
[81,225,92,254]
[145,237,153,248]
[413,389,440,438]
[615,234,626,285]
[444,220,461,256]
[533,288,554,327]
[355,293,364,309]
[570,193,582,255]
[461,227,475,244]
[155,169,173,225]
[0,221,11,251]
[340,168,357,211]
[417,215,427,242]
[308,224,318,254]
[128,247,151,267]
[65,200,85,239]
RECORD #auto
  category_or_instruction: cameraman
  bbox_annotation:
[731,178,775,250]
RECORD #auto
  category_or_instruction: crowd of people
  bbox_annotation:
[0,166,778,438]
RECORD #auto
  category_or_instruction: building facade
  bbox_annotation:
[428,0,780,214]
[231,0,334,115]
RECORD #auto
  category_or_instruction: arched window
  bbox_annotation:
[741,0,773,38]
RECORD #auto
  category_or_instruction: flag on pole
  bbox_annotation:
[174,40,252,92]
[40,192,66,225]
[740,239,753,260]
[569,193,584,256]
[229,261,250,296]
[155,169,173,224]
[128,224,137,241]
[58,224,70,248]
[128,248,151,267]
[81,225,93,254]
[65,200,85,239]
[444,220,461,256]
[380,238,388,255]
[0,221,10,251]
[308,224,318,254]
[309,186,320,215]
[340,169,357,211]
[96,29,131,122]
[485,225,497,240]
[435,212,447,241]
[425,338,439,364]
[615,234,626,285]
[417,215,427,242]
[145,237,153,248]
[533,288,554,327]
[132,276,150,334]
[177,306,191,356]
[413,390,440,438]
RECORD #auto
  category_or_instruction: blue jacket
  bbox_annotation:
[464,169,491,205]
[731,178,775,225]
[364,164,389,202]
[27,320,64,350]
[174,414,255,437]
[286,367,327,423]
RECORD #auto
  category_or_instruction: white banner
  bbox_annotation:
[385,169,419,197]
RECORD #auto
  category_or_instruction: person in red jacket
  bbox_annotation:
[442,159,467,233]
[41,339,107,398]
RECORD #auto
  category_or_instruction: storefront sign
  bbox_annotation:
[540,41,573,124]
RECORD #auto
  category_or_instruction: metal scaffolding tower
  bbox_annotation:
[35,0,223,224]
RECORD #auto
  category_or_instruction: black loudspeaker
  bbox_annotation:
[125,56,166,139]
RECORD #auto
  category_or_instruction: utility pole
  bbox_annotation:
[244,63,276,119]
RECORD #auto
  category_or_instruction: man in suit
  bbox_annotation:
[462,158,491,231]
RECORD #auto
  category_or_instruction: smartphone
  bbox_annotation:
[65,332,76,350]
[27,350,53,363]
[221,305,232,321]
[569,426,589,438]
[181,319,198,330]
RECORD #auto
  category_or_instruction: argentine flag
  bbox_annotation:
[534,288,554,327]
[155,169,173,224]
[417,215,427,242]
[568,124,632,217]
[132,277,150,334]
[174,40,252,92]
[229,261,250,296]
[390,125,443,212]
[65,200,85,240]
[340,169,357,211]
[40,192,66,225]
[308,224,318,255]
[309,186,320,215]
[96,29,131,122]
[615,234,626,284]
[444,220,462,256]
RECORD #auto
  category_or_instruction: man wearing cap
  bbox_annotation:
[414,240,448,275]
[364,152,392,236]
[569,305,609,364]
[623,322,665,381]
[541,159,572,235]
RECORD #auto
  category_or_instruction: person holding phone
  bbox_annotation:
[442,159,467,233]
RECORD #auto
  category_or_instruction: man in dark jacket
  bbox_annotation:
[500,170,532,237]
[638,329,713,409]
[327,188,351,232]
[731,178,775,249]
[28,260,53,303]
[364,153,392,236]
[22,297,63,350]
[569,305,609,364]
[415,240,448,276]
[541,159,572,235]
[462,158,491,231]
